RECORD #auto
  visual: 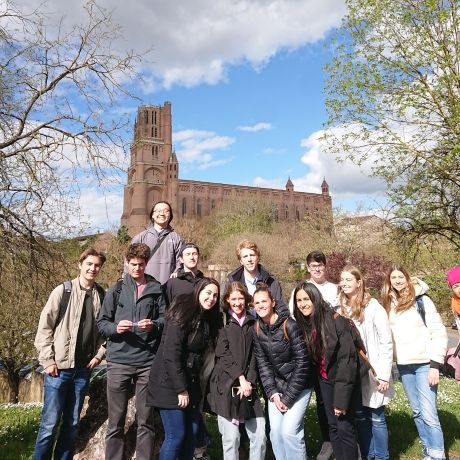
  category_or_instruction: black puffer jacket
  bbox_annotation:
[208,312,264,419]
[253,309,311,408]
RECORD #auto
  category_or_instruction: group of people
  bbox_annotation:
[32,200,458,460]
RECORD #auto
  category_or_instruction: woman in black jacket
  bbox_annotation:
[252,284,311,460]
[209,282,266,460]
[293,282,359,460]
[147,278,221,460]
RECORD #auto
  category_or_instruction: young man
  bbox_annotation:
[97,243,166,460]
[130,201,184,284]
[163,242,204,306]
[289,250,338,460]
[33,248,106,460]
[227,240,286,312]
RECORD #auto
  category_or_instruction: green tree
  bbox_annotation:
[324,0,460,250]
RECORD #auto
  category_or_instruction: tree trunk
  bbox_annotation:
[7,370,19,404]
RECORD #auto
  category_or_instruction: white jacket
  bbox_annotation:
[344,299,395,408]
[389,278,447,367]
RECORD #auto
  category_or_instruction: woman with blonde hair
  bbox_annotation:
[338,266,394,460]
[381,265,447,460]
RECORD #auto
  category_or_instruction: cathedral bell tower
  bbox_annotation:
[121,102,178,235]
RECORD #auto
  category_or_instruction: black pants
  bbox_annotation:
[313,374,330,442]
[319,378,358,460]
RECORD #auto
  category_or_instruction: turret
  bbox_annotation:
[321,178,329,195]
[286,177,294,192]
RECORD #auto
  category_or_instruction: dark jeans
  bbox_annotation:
[33,368,91,460]
[106,362,154,460]
[319,378,359,460]
[159,407,201,460]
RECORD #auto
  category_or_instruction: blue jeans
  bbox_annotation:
[159,407,200,460]
[398,363,445,460]
[356,405,389,460]
[33,368,91,460]
[268,388,312,460]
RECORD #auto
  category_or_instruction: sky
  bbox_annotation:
[14,0,388,232]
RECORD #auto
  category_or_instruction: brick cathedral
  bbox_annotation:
[121,102,332,235]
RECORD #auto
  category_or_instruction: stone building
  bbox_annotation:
[121,102,332,235]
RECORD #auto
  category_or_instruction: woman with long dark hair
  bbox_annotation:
[292,281,359,460]
[381,265,447,460]
[147,278,221,460]
[252,283,311,460]
[208,281,266,460]
[337,266,394,460]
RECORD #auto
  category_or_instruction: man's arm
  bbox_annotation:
[96,284,120,338]
[34,285,64,373]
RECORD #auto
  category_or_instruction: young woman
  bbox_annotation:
[446,266,460,333]
[338,266,394,460]
[252,284,311,460]
[208,282,266,460]
[147,278,221,460]
[293,281,359,460]
[381,265,447,460]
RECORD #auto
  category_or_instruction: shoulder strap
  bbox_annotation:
[149,233,169,261]
[95,283,105,303]
[113,279,123,306]
[55,280,72,330]
[415,296,427,327]
[256,320,260,336]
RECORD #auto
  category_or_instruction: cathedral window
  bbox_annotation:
[197,199,202,218]
[285,205,289,219]
[182,198,187,217]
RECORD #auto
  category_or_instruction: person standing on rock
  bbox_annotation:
[98,243,166,460]
[33,248,107,460]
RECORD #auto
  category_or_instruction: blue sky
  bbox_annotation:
[15,0,387,232]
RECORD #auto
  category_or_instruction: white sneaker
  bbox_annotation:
[316,441,333,460]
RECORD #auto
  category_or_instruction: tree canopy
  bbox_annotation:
[324,0,460,250]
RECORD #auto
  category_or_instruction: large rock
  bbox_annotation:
[74,377,163,459]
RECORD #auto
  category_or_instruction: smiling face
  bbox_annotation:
[390,270,409,292]
[151,202,171,229]
[239,248,259,275]
[228,290,246,318]
[295,288,314,317]
[340,271,361,298]
[79,255,102,287]
[253,290,275,323]
[308,262,326,284]
[198,283,219,310]
[451,282,460,299]
[180,247,199,272]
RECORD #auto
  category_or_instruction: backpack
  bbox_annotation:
[443,341,460,381]
[54,280,107,330]
[333,312,376,380]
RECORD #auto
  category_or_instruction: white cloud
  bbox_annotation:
[14,0,346,90]
[237,122,272,132]
[252,127,387,199]
[173,129,235,169]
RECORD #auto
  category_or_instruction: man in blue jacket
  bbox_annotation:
[97,243,166,460]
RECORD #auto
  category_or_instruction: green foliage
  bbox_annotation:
[116,226,131,244]
[420,272,452,316]
[324,0,460,249]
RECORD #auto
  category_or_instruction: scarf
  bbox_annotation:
[452,295,460,316]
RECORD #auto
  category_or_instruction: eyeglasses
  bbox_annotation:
[153,208,170,215]
[308,263,325,271]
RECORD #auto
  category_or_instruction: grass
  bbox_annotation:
[1,379,459,459]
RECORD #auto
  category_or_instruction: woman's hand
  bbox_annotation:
[178,390,189,408]
[377,379,389,392]
[272,393,288,413]
[334,407,346,417]
[238,376,252,398]
[428,368,440,386]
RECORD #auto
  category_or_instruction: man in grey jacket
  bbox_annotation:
[98,243,166,460]
[130,200,183,284]
[33,248,106,460]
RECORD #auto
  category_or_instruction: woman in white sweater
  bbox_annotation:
[338,266,394,460]
[381,265,447,460]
